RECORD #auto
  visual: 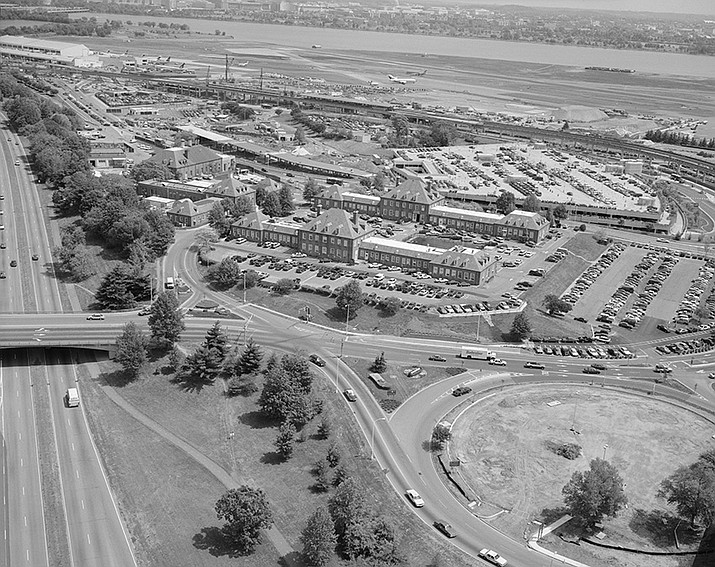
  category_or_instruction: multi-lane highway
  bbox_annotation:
[0,123,137,567]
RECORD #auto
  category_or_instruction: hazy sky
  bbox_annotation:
[476,1,715,16]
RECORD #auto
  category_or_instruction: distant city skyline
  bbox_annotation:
[474,1,715,16]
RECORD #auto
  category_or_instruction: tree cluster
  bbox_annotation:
[645,129,715,150]
[53,224,97,281]
[0,16,121,37]
[183,322,230,385]
[510,312,532,340]
[258,353,321,429]
[221,101,255,121]
[207,196,253,238]
[659,449,715,527]
[115,322,149,380]
[335,280,364,319]
[95,262,151,310]
[226,339,264,396]
[387,115,457,148]
[148,291,185,349]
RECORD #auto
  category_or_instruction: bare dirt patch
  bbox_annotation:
[450,385,715,567]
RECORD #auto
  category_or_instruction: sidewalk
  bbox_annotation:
[527,515,592,567]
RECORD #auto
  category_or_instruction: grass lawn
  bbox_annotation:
[87,348,478,567]
[450,384,714,567]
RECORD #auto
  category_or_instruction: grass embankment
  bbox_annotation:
[491,233,607,340]
[81,348,477,567]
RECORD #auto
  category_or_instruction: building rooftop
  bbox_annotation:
[430,205,503,222]
[303,208,373,239]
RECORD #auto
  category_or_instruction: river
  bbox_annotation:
[82,12,715,80]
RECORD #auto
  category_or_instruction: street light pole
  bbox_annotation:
[243,271,247,304]
[602,444,609,461]
[344,304,350,335]
[371,417,387,461]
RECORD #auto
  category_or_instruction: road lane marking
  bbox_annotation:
[75,469,79,479]
[24,516,26,527]
[81,499,84,510]
[71,443,74,451]
[20,458,23,467]
[86,533,91,545]
[22,486,24,495]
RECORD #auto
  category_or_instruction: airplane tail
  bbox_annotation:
[167,56,171,62]
[387,75,395,79]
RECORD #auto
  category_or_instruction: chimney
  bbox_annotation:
[316,204,322,216]
[352,211,359,225]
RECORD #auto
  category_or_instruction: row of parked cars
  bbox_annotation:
[655,335,715,357]
[671,263,715,326]
[562,242,625,305]
[437,298,522,315]
[596,251,660,324]
[619,254,678,330]
[533,343,634,359]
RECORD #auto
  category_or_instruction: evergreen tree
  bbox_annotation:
[332,464,349,487]
[278,184,295,215]
[317,417,331,440]
[511,312,532,340]
[236,339,263,375]
[204,321,229,362]
[184,343,223,384]
[148,291,185,348]
[303,178,321,201]
[314,459,331,492]
[275,421,296,459]
[115,322,148,379]
[326,442,342,468]
[300,507,337,567]
[371,352,387,373]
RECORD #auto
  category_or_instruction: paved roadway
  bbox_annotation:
[0,122,137,567]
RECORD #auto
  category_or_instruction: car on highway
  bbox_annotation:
[591,363,607,371]
[582,366,601,375]
[31,253,39,261]
[452,386,472,397]
[309,354,326,367]
[479,548,507,566]
[0,224,4,230]
[0,194,4,200]
[343,389,357,402]
[709,372,715,380]
[523,361,545,369]
[0,271,5,279]
[654,365,673,373]
[0,242,5,249]
[428,355,447,362]
[14,160,20,166]
[9,259,16,267]
[405,489,424,508]
[489,358,507,366]
[138,307,151,316]
[86,313,105,320]
[433,520,456,538]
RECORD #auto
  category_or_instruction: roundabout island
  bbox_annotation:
[444,383,715,567]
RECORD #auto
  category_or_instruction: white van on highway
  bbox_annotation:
[65,388,80,408]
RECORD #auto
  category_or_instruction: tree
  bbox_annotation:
[553,204,568,221]
[495,190,516,214]
[95,263,149,310]
[314,459,331,492]
[301,507,337,567]
[130,161,171,182]
[275,421,296,459]
[204,321,230,362]
[278,184,295,215]
[332,464,349,487]
[195,228,218,253]
[303,178,321,201]
[149,291,185,348]
[522,194,541,212]
[317,417,331,440]
[215,486,273,553]
[511,312,532,340]
[115,322,148,379]
[259,364,317,426]
[238,269,261,290]
[543,294,573,316]
[658,451,715,526]
[562,458,628,529]
[379,296,402,316]
[328,477,371,557]
[234,195,254,218]
[326,442,342,468]
[206,258,244,289]
[261,191,282,217]
[294,126,307,144]
[335,280,363,319]
[208,201,231,237]
[236,339,264,375]
[273,278,295,295]
[371,352,387,373]
[184,343,223,384]
[432,423,451,450]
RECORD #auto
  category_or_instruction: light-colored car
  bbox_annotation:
[478,549,507,566]
[343,389,357,402]
[405,489,424,508]
[489,358,507,366]
[86,313,105,320]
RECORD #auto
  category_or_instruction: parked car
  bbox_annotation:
[428,355,447,362]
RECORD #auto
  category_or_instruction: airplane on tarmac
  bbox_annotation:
[406,69,427,76]
[237,61,249,67]
[387,74,417,84]
[367,80,380,86]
